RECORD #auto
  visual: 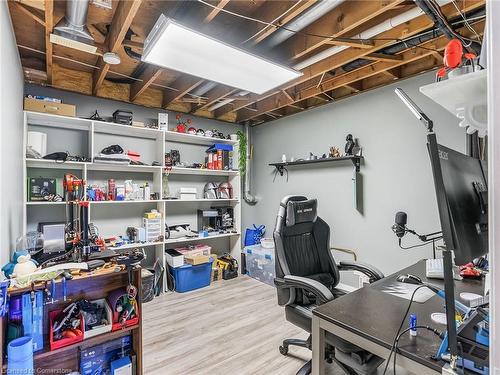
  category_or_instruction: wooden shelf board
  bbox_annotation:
[33,325,139,362]
[93,120,162,139]
[26,111,91,131]
[26,158,87,170]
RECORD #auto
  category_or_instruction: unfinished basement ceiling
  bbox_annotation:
[9,0,485,124]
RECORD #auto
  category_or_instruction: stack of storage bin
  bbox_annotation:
[244,244,275,286]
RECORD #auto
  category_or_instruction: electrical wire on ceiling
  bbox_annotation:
[451,0,482,42]
[424,0,481,51]
[196,0,483,48]
[17,44,212,100]
[241,1,309,44]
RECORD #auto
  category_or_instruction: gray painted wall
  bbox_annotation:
[1,1,24,267]
[242,72,466,275]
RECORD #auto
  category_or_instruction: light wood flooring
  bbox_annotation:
[142,275,331,375]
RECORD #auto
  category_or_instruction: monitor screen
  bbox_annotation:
[429,143,488,264]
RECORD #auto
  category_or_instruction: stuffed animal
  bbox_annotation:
[2,250,38,278]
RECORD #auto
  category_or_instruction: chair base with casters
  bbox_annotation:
[273,196,385,375]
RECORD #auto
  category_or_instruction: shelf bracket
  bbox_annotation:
[351,157,361,173]
[275,165,285,176]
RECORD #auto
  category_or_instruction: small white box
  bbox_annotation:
[165,249,184,268]
[179,187,197,200]
[158,113,168,131]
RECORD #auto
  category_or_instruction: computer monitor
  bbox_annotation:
[428,142,488,265]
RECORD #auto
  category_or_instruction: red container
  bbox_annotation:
[49,309,84,351]
[107,289,140,332]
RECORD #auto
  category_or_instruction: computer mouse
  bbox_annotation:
[397,274,422,285]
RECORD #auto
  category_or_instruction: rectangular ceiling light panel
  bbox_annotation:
[142,15,302,95]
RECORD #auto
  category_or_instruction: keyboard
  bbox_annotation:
[426,258,444,279]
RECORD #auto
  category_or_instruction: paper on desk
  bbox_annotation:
[378,282,435,303]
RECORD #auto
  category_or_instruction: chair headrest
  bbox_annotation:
[286,199,317,227]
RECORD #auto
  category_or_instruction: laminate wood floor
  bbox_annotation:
[142,275,343,375]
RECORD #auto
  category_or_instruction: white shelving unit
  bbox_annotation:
[419,69,487,115]
[23,111,242,293]
[420,70,487,134]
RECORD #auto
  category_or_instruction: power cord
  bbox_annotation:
[392,325,444,375]
[381,285,427,375]
[398,238,437,250]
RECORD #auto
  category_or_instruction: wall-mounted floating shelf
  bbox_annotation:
[269,156,363,176]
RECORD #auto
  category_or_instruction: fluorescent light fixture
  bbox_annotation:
[142,16,302,95]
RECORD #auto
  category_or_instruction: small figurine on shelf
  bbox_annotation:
[174,114,192,133]
[329,147,341,158]
[345,134,355,156]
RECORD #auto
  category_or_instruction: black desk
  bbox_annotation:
[311,260,485,375]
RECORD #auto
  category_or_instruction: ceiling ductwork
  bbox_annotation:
[51,0,97,54]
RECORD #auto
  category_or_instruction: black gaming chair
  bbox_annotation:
[274,196,385,375]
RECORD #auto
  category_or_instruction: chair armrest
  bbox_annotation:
[338,261,384,283]
[274,275,334,303]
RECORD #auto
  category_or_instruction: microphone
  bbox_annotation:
[392,211,407,238]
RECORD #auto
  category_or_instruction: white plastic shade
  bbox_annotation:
[142,16,302,95]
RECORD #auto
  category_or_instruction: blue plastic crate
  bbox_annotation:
[170,258,214,292]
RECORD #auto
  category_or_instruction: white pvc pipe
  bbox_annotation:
[293,0,452,70]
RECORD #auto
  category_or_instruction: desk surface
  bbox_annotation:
[313,260,484,373]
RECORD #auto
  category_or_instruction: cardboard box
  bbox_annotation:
[24,97,76,117]
[185,254,210,265]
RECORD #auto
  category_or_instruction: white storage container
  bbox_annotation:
[143,218,161,242]
[166,248,184,268]
[244,244,275,286]
[82,299,112,339]
[179,187,197,200]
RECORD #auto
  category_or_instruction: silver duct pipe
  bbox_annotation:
[54,0,94,42]
[243,122,257,205]
[191,81,217,96]
[263,0,345,48]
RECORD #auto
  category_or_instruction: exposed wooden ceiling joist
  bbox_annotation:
[44,0,53,84]
[18,0,45,11]
[323,39,374,49]
[130,65,164,102]
[14,2,45,27]
[250,0,318,44]
[9,0,485,125]
[193,87,238,113]
[202,0,231,23]
[230,0,485,122]
[92,0,143,95]
[280,0,408,60]
[162,76,204,108]
[210,0,410,118]
[364,52,404,62]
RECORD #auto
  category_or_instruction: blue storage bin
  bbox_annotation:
[170,258,214,292]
